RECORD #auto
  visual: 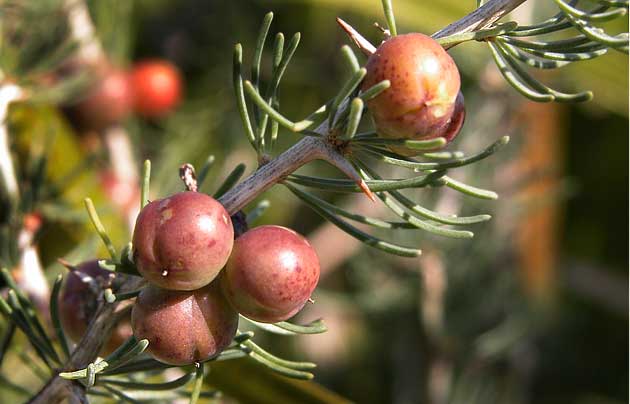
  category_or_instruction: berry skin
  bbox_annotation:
[132,191,234,291]
[59,260,132,355]
[77,67,133,129]
[221,225,320,323]
[130,60,182,118]
[362,33,462,155]
[131,283,238,365]
[438,91,465,144]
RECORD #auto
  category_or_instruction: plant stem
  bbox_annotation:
[433,0,528,41]
[0,84,23,203]
[28,277,145,404]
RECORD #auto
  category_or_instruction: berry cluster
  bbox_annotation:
[131,191,320,365]
[60,192,320,366]
[76,59,182,129]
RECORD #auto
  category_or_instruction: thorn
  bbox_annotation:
[358,179,376,202]
[336,17,377,56]
[307,298,315,304]
[57,258,77,272]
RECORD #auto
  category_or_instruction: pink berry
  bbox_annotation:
[221,225,320,323]
[132,192,234,291]
[131,283,238,365]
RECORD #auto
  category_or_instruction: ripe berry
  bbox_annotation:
[58,260,132,355]
[130,60,182,118]
[362,33,462,155]
[221,225,320,323]
[132,191,234,291]
[131,283,238,365]
[77,67,133,129]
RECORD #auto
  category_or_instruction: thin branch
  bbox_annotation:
[0,84,24,202]
[63,0,105,64]
[433,0,528,41]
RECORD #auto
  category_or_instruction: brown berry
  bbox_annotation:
[221,225,320,323]
[131,283,238,365]
[132,191,234,291]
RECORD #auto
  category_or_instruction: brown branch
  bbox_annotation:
[218,127,374,215]
[28,276,144,404]
[432,0,527,39]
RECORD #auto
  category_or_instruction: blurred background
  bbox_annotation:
[0,0,627,403]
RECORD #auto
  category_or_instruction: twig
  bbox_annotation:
[102,127,140,232]
[15,216,50,315]
[63,0,105,65]
[337,0,528,54]
[0,84,24,202]
[432,0,527,41]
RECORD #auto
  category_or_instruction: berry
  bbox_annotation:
[131,283,238,365]
[221,225,320,323]
[362,33,462,155]
[130,60,182,117]
[58,260,132,355]
[77,67,133,129]
[132,191,234,291]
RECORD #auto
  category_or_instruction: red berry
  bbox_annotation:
[59,260,132,355]
[362,33,462,155]
[221,225,320,323]
[132,192,234,291]
[77,67,133,129]
[130,60,182,117]
[131,283,238,365]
